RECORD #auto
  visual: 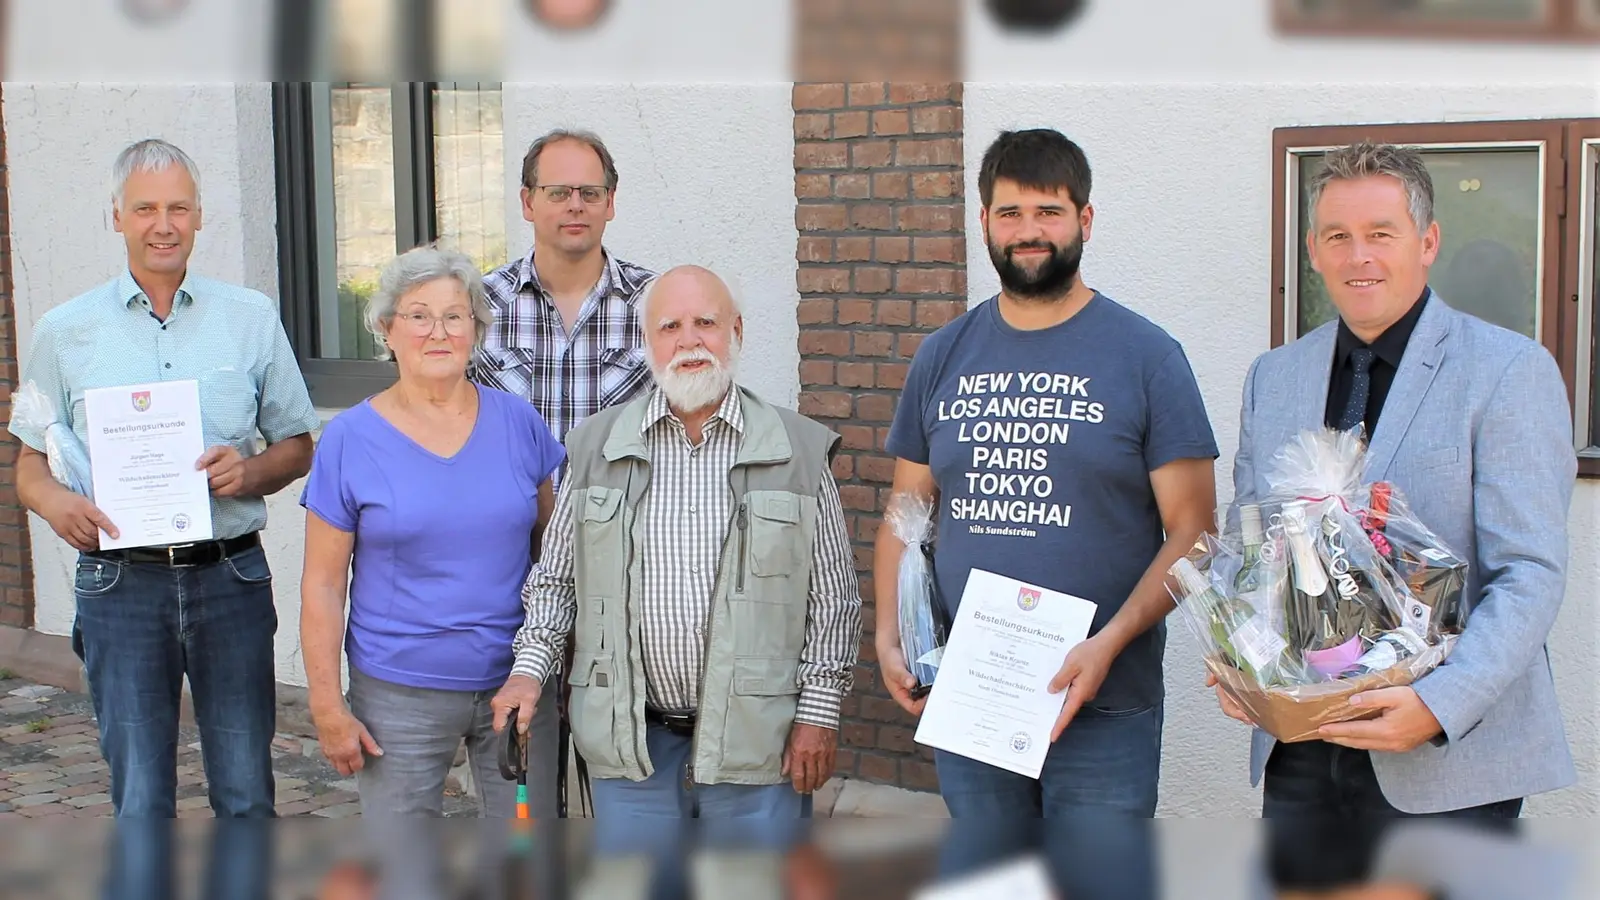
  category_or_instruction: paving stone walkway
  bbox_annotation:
[0,673,479,818]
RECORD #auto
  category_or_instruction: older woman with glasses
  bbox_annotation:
[298,245,565,817]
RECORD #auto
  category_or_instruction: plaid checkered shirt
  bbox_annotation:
[510,387,862,731]
[469,247,657,478]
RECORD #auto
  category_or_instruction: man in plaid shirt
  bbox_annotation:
[471,128,657,463]
[469,128,656,818]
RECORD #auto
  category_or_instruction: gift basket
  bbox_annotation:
[886,492,948,698]
[9,381,92,498]
[1168,428,1468,742]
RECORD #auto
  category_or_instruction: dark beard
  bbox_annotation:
[988,235,1082,301]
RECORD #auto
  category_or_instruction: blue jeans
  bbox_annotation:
[71,544,279,818]
[931,702,1163,900]
[588,722,811,900]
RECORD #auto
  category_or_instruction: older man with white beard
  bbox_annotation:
[490,265,860,877]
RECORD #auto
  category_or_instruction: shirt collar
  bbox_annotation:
[1334,286,1431,368]
[519,246,617,301]
[641,384,744,437]
[117,268,197,311]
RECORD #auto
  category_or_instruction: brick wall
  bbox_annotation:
[0,85,35,629]
[793,82,965,792]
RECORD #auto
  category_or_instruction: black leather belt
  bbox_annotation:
[89,532,260,568]
[645,708,698,736]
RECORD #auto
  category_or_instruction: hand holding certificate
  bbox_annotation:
[85,379,214,550]
[914,568,1097,779]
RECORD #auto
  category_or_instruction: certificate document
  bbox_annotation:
[914,568,1097,779]
[84,379,214,550]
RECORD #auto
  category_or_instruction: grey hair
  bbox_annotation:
[111,138,203,210]
[364,245,493,361]
[520,128,619,191]
[637,266,745,341]
[1306,140,1434,234]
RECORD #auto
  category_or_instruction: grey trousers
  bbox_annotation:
[345,666,559,817]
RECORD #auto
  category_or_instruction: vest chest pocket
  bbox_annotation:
[745,492,806,580]
[578,487,627,600]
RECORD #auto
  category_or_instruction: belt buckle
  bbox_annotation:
[165,542,197,566]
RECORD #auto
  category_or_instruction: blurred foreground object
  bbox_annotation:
[1273,0,1600,42]
[527,0,611,30]
[983,0,1087,33]
[795,0,961,81]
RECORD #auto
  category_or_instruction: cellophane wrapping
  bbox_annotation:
[887,492,945,691]
[10,381,92,499]
[1168,428,1467,742]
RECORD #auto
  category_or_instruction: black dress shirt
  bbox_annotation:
[1324,289,1430,437]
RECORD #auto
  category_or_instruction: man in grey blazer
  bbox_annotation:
[1220,140,1577,818]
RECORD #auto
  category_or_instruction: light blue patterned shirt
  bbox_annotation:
[8,270,320,541]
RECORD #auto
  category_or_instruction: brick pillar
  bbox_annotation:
[793,82,965,791]
[0,86,34,629]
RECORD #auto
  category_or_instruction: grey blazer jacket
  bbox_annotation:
[1229,291,1577,813]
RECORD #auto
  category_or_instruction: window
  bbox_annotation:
[1576,120,1600,471]
[1271,119,1600,476]
[273,82,506,408]
[1273,0,1600,41]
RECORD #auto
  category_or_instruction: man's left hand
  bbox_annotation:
[1048,633,1119,742]
[781,723,837,795]
[1317,687,1442,753]
[197,446,248,497]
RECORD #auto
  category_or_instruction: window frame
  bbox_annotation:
[1272,0,1600,43]
[1567,120,1600,472]
[272,81,440,410]
[1270,118,1600,478]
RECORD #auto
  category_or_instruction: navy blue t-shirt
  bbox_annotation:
[887,292,1218,710]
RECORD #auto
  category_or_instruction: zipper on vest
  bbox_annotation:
[735,501,749,593]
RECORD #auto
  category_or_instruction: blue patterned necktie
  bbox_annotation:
[1337,347,1375,436]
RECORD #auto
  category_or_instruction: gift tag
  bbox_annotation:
[1402,598,1433,637]
[1230,616,1288,672]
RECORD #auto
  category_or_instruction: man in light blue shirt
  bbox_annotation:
[9,139,319,823]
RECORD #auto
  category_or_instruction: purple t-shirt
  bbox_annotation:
[300,385,565,692]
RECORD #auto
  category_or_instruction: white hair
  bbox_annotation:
[638,265,745,342]
[111,139,203,210]
[364,244,494,361]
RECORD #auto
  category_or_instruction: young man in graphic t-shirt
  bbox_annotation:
[875,128,1219,896]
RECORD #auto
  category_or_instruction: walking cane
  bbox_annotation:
[499,714,531,822]
[497,715,540,899]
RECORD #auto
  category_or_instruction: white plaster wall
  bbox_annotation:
[964,82,1600,816]
[4,0,272,80]
[500,83,800,409]
[500,1,789,83]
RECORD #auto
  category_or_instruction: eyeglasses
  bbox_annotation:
[395,311,475,336]
[532,184,611,205]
